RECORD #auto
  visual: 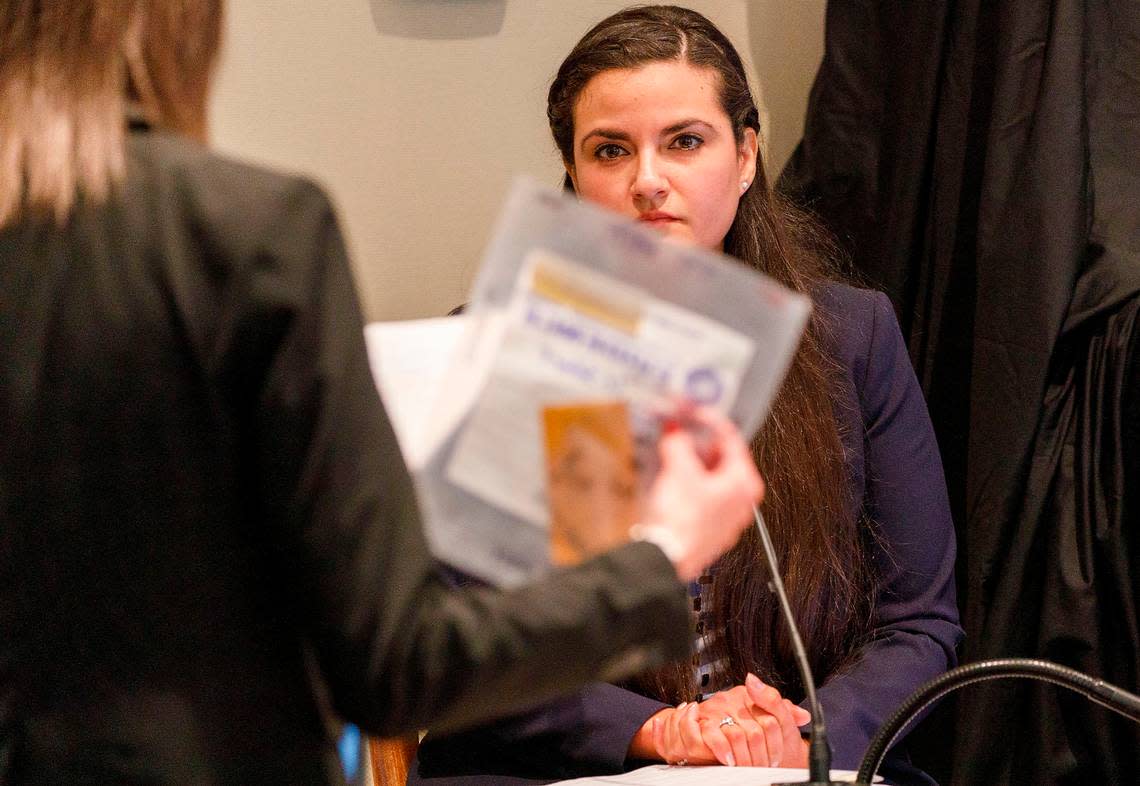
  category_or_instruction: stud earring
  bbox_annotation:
[741,180,750,192]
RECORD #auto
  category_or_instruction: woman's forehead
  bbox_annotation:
[573,61,725,128]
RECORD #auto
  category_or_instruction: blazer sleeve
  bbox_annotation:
[218,177,692,737]
[416,681,668,780]
[813,290,964,768]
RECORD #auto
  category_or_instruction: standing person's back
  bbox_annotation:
[1,122,393,782]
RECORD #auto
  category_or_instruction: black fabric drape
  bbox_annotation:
[779,1,1140,783]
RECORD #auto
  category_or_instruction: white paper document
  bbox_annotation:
[549,764,872,785]
[362,316,469,470]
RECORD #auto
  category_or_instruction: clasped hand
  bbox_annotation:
[641,674,810,768]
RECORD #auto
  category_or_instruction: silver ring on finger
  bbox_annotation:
[674,758,688,767]
[719,715,736,728]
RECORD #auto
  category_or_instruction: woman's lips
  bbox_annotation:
[638,211,680,225]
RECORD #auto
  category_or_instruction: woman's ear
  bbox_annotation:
[564,161,580,195]
[737,127,759,187]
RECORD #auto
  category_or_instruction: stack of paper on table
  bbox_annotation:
[548,763,876,784]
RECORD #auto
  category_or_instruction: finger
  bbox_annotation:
[652,716,667,762]
[744,674,793,767]
[734,713,767,768]
[666,705,691,765]
[674,703,698,757]
[665,406,730,468]
[785,698,812,728]
[712,433,764,504]
[744,674,811,729]
[780,700,810,768]
[687,408,756,477]
[676,702,703,759]
[711,694,767,768]
[752,710,782,767]
[697,718,736,767]
[661,704,683,763]
[657,425,705,476]
[756,690,795,737]
[685,405,735,443]
[716,715,753,768]
[744,673,784,713]
[679,702,717,765]
[697,687,755,766]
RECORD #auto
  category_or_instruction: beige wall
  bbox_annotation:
[209,1,824,321]
[748,0,827,175]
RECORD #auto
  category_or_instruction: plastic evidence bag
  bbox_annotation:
[416,177,811,586]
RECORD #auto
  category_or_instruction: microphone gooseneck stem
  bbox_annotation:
[752,505,837,784]
[856,658,1140,784]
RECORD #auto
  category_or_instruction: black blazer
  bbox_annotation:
[0,127,690,784]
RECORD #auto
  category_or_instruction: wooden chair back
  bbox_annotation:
[368,735,419,786]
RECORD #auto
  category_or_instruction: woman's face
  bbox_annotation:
[566,60,758,252]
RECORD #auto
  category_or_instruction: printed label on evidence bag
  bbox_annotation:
[444,248,756,528]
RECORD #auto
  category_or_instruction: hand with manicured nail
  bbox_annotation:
[629,673,811,767]
[740,673,811,768]
[648,700,718,766]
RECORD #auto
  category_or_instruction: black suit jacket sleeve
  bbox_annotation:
[229,177,692,737]
[416,681,667,780]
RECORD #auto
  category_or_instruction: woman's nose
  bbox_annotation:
[631,156,668,207]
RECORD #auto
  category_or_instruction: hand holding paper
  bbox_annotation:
[634,408,763,582]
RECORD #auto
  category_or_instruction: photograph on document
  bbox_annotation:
[543,401,642,565]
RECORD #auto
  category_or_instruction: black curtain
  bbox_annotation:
[779,1,1140,784]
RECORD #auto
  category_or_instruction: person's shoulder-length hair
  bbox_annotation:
[0,0,224,227]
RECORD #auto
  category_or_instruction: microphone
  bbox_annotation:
[856,658,1140,784]
[752,505,850,786]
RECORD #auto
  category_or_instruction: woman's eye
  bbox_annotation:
[671,133,703,150]
[594,143,627,160]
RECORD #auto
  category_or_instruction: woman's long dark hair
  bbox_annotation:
[548,5,876,702]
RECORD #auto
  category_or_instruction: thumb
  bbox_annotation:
[656,425,702,474]
[790,702,812,726]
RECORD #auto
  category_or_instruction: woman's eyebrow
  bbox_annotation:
[661,118,716,135]
[579,128,630,153]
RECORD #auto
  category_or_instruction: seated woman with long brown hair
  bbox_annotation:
[410,6,962,785]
